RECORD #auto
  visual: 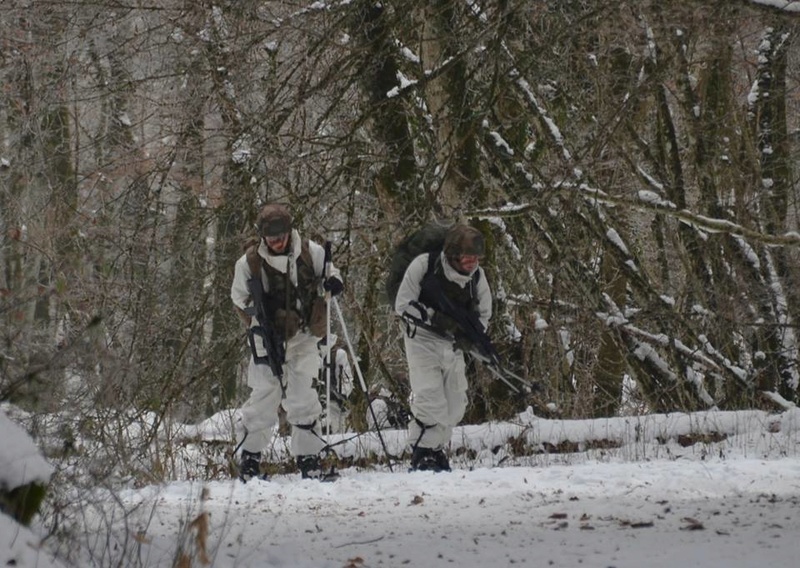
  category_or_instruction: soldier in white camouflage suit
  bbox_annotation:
[394,225,491,472]
[231,204,343,481]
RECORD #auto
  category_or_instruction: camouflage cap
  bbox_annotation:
[257,203,292,237]
[444,225,485,258]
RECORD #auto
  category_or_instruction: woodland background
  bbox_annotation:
[3,0,800,491]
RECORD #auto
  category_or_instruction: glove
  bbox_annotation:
[323,277,344,297]
[275,309,301,339]
[408,301,429,323]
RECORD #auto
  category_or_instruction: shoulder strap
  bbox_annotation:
[246,244,261,281]
[248,239,315,279]
[426,249,441,275]
[299,239,315,272]
[470,269,480,297]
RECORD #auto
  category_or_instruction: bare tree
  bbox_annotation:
[2,3,800,514]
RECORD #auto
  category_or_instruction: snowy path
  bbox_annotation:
[119,458,800,568]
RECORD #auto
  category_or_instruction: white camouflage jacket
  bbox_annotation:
[394,251,492,339]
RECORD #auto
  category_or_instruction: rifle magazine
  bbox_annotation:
[248,326,272,366]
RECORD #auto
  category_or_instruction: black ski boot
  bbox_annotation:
[433,448,451,472]
[238,450,266,482]
[411,447,451,472]
[297,455,339,482]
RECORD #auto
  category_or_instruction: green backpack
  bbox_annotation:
[385,222,451,307]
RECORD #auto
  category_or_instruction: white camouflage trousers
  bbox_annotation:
[240,331,325,457]
[404,333,468,450]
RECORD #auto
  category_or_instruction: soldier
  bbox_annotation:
[394,225,491,472]
[231,204,343,481]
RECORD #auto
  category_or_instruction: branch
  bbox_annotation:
[466,185,800,247]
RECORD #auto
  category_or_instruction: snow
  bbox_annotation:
[3,406,800,567]
[1,513,65,568]
[107,457,800,568]
[0,408,53,489]
[750,1,800,14]
[1,407,57,567]
[386,71,417,98]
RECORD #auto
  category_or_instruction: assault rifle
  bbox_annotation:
[400,310,535,394]
[433,293,500,366]
[245,276,285,379]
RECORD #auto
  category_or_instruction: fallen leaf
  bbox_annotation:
[681,517,705,530]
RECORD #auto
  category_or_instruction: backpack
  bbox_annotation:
[384,221,451,307]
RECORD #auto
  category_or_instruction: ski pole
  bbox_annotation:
[331,296,395,471]
[323,241,333,442]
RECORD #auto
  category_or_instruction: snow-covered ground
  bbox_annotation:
[3,407,800,567]
[118,457,800,568]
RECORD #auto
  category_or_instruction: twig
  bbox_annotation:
[334,536,385,548]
